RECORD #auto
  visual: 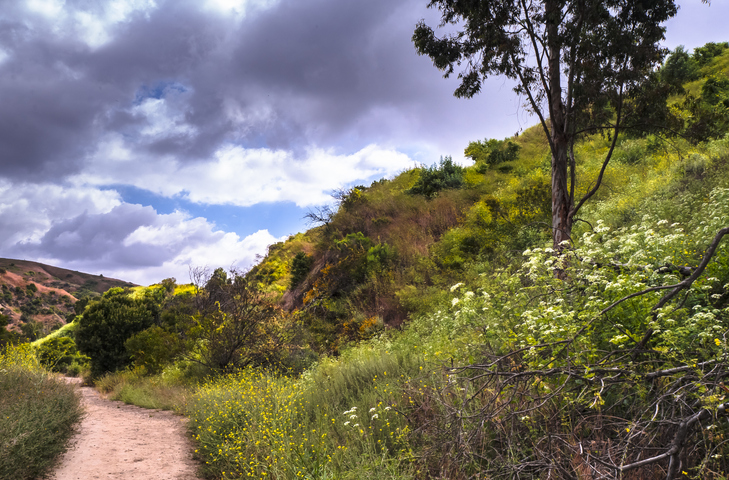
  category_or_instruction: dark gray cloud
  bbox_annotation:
[13,204,162,267]
[0,0,510,183]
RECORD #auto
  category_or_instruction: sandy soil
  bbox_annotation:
[51,379,202,480]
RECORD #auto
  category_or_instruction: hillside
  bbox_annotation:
[246,42,729,355]
[0,258,135,338]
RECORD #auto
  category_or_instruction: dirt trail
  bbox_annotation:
[51,379,201,480]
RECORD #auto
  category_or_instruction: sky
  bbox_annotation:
[0,0,727,286]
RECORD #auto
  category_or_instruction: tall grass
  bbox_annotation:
[0,344,83,480]
[95,366,199,412]
[188,352,420,480]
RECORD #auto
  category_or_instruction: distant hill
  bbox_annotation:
[0,258,135,332]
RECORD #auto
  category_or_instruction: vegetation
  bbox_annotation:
[0,258,134,343]
[0,344,82,480]
[406,156,464,198]
[75,287,157,376]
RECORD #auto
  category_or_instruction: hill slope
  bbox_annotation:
[0,258,135,335]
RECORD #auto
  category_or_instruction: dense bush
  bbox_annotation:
[406,156,464,198]
[75,287,156,376]
[35,336,89,374]
[289,251,313,289]
[465,138,521,172]
[125,325,182,375]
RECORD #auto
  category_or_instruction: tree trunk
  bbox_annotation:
[546,0,573,254]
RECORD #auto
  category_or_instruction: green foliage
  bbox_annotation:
[693,41,729,67]
[406,156,464,198]
[660,45,699,92]
[677,93,729,144]
[248,232,317,295]
[701,74,729,107]
[0,344,82,480]
[35,336,88,373]
[0,314,21,346]
[18,320,42,342]
[125,326,182,375]
[75,288,156,376]
[289,251,314,289]
[465,138,521,172]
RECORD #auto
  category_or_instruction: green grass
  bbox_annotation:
[95,367,197,412]
[188,364,416,479]
[0,344,83,480]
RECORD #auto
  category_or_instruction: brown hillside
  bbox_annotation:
[0,258,135,331]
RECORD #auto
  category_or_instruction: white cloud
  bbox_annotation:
[132,97,198,139]
[203,0,280,19]
[0,181,282,285]
[78,142,416,207]
[99,226,282,286]
[0,181,121,246]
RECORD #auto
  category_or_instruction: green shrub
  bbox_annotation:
[289,251,314,289]
[465,138,521,172]
[75,288,156,376]
[125,325,182,375]
[36,336,88,373]
[406,156,464,198]
[660,45,699,92]
[693,41,729,67]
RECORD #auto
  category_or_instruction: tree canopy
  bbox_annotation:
[414,0,678,251]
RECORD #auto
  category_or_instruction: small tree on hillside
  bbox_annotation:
[414,0,681,253]
[187,268,281,372]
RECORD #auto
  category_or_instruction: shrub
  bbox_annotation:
[125,326,182,375]
[289,251,314,289]
[660,45,698,92]
[75,288,156,376]
[465,138,521,172]
[36,336,88,373]
[185,268,284,372]
[406,156,464,198]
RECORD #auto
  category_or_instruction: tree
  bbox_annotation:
[414,0,678,253]
[75,288,156,376]
[186,268,281,372]
[659,45,698,93]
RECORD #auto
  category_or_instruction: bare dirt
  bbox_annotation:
[51,378,202,480]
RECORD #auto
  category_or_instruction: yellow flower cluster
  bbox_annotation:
[0,343,42,371]
[189,365,412,479]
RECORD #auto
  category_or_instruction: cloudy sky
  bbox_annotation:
[0,0,726,286]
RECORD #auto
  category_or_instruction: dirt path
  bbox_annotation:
[51,379,202,480]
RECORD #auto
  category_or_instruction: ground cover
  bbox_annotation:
[0,344,82,480]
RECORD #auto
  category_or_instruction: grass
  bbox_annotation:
[188,363,416,479]
[0,343,83,480]
[95,366,197,412]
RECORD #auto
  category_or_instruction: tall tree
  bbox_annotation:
[414,0,678,252]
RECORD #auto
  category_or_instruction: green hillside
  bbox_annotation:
[246,42,729,356]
